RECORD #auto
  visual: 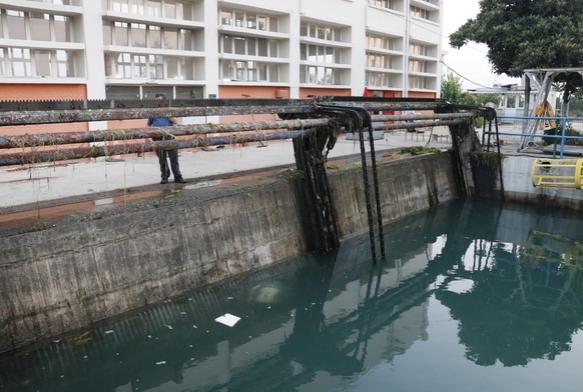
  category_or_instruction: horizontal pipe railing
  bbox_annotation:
[0,105,318,126]
[323,101,450,111]
[0,114,473,149]
[371,112,473,122]
[0,131,305,166]
[0,119,330,149]
[0,97,485,166]
[488,115,583,158]
[371,118,469,131]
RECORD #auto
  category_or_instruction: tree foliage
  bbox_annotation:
[441,73,475,105]
[441,72,501,107]
[450,0,583,100]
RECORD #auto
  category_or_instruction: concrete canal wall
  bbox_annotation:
[0,152,459,353]
[500,155,583,209]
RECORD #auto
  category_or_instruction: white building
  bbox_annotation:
[0,0,443,132]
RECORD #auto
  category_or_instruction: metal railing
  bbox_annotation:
[483,115,583,158]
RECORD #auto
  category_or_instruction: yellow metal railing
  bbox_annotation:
[531,158,583,189]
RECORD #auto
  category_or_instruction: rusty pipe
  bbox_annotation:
[0,105,318,126]
[0,131,304,166]
[0,118,330,149]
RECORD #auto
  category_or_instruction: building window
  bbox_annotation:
[409,76,428,89]
[112,0,129,13]
[3,9,72,42]
[8,48,32,77]
[409,60,427,72]
[105,85,204,100]
[409,43,431,56]
[366,34,396,51]
[300,44,337,64]
[221,60,272,82]
[113,22,129,46]
[55,49,70,77]
[366,53,393,69]
[366,0,395,9]
[300,23,340,42]
[27,0,74,4]
[106,52,194,80]
[116,53,131,78]
[1,47,72,78]
[218,8,278,32]
[104,0,192,20]
[410,6,430,20]
[149,54,163,78]
[104,20,197,50]
[366,71,390,87]
[300,65,337,85]
[220,34,278,58]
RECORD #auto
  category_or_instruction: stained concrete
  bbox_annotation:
[0,149,458,353]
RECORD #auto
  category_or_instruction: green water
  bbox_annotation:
[2,199,583,392]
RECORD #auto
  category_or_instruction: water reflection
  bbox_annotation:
[437,227,583,367]
[2,200,583,391]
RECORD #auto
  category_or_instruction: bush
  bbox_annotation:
[542,122,582,145]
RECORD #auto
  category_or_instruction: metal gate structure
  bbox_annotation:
[0,96,488,261]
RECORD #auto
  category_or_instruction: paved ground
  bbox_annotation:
[0,131,450,231]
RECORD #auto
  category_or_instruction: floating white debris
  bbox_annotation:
[227,297,233,300]
[83,356,88,359]
[267,306,271,309]
[181,312,187,315]
[189,345,193,348]
[156,361,166,365]
[53,340,60,343]
[165,325,173,330]
[147,335,152,338]
[215,313,241,327]
[104,330,114,334]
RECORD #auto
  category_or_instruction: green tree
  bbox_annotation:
[450,0,583,110]
[440,72,476,105]
[473,93,501,108]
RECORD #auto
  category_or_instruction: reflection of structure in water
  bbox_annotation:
[522,229,583,270]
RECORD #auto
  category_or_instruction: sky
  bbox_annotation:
[440,0,520,89]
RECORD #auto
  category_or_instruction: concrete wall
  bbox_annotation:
[500,156,583,210]
[0,152,458,353]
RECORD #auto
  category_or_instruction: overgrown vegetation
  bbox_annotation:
[542,122,583,146]
[440,73,498,128]
[398,146,442,156]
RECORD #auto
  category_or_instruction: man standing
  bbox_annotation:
[148,93,186,184]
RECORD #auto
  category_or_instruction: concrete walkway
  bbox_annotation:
[0,131,450,218]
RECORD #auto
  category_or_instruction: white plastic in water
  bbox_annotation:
[215,313,241,327]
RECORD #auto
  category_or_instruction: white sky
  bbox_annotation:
[441,0,520,89]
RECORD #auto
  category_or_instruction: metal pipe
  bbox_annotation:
[0,105,317,126]
[0,119,330,149]
[371,112,473,122]
[0,131,304,166]
[370,118,469,131]
[319,104,378,262]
